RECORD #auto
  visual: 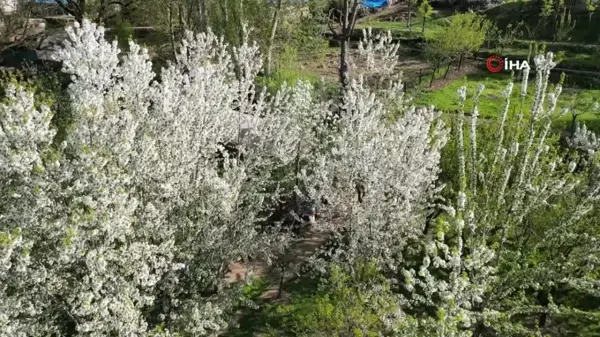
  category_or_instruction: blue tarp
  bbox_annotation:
[361,0,388,8]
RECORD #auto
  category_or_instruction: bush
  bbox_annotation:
[274,261,403,337]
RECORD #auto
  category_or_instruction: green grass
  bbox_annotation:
[483,1,600,43]
[355,7,600,72]
[414,71,600,126]
[512,40,599,54]
[415,72,517,115]
[479,46,600,72]
[241,277,271,301]
[222,274,321,337]
[358,27,600,75]
[356,12,453,39]
[357,4,599,45]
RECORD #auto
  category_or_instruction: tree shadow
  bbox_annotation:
[224,304,284,337]
[223,273,320,337]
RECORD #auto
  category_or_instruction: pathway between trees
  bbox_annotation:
[226,228,331,301]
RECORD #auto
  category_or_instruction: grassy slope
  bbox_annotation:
[356,10,453,39]
[483,1,600,44]
[414,70,600,127]
[292,3,600,127]
[355,2,600,71]
[480,46,600,71]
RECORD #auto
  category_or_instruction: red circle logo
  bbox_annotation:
[486,56,504,73]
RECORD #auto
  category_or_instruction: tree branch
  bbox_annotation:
[348,0,361,36]
[54,0,78,19]
[327,9,341,38]
[0,10,33,54]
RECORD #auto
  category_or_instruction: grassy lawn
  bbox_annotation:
[414,71,600,126]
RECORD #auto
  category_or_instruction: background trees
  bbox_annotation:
[417,0,433,35]
[424,12,490,85]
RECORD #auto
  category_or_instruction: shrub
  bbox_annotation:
[275,261,404,337]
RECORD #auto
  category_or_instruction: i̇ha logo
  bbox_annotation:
[486,55,530,72]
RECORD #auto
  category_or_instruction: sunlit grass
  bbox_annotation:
[414,71,600,126]
[356,13,452,39]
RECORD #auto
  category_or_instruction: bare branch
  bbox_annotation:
[348,0,361,36]
[54,0,77,18]
[327,9,340,37]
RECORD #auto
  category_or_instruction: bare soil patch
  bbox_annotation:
[299,49,432,84]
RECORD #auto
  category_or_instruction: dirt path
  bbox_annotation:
[425,62,479,90]
[226,228,331,301]
[300,48,432,83]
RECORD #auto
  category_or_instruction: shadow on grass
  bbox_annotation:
[280,273,320,298]
[222,274,320,337]
[224,304,283,337]
[553,118,600,134]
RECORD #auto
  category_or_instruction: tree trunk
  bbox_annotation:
[536,289,550,328]
[199,0,208,32]
[327,0,359,92]
[223,0,228,38]
[472,322,488,337]
[517,0,524,21]
[76,0,86,23]
[339,38,350,89]
[457,54,464,70]
[266,0,283,76]
[178,3,186,38]
[167,5,178,62]
[55,0,86,23]
[277,248,286,298]
[97,0,107,24]
[553,5,560,39]
[407,3,412,30]
[338,0,359,90]
[422,17,426,34]
[444,60,452,78]
[429,61,439,87]
[238,0,244,43]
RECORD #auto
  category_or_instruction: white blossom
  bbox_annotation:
[0,20,330,336]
